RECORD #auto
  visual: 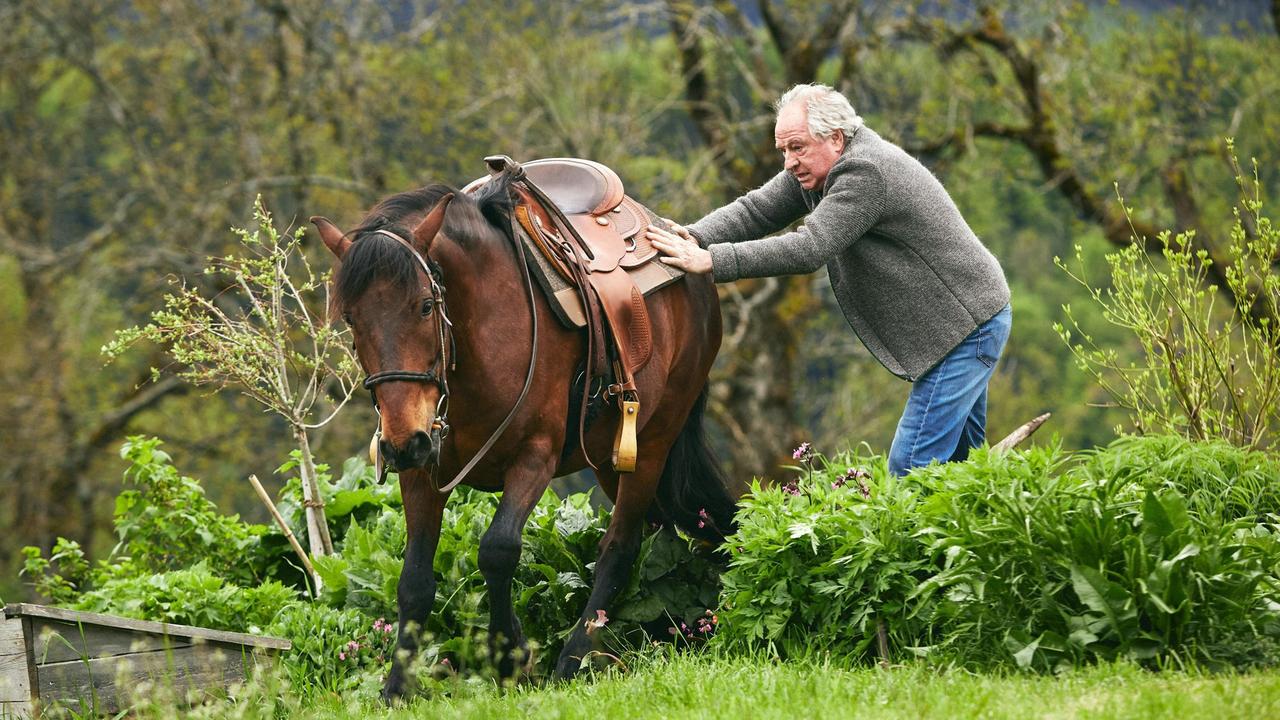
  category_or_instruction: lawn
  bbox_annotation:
[142,652,1280,720]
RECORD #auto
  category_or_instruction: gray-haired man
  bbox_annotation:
[649,84,1011,476]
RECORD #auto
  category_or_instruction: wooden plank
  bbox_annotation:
[3,604,290,650]
[34,641,263,715]
[0,616,32,714]
[27,617,194,665]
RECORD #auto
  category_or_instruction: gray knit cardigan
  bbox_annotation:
[687,126,1010,381]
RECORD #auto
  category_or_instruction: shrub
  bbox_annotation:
[715,438,1280,670]
[1054,146,1280,450]
[72,561,297,632]
[714,449,932,659]
[21,437,284,600]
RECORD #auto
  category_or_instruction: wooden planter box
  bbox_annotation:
[0,603,290,717]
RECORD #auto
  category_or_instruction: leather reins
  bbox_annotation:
[364,216,539,494]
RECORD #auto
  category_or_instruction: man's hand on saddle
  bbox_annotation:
[649,222,712,275]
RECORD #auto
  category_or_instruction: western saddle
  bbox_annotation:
[464,156,674,473]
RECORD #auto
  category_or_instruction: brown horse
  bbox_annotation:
[311,169,738,700]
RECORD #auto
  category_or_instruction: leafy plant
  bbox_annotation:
[715,438,1280,671]
[1055,144,1280,450]
[714,447,930,660]
[21,436,280,599]
[104,198,362,575]
[267,603,388,698]
[73,561,297,632]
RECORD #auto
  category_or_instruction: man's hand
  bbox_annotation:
[649,226,713,275]
[662,218,694,242]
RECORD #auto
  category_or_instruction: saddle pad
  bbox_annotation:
[517,208,684,329]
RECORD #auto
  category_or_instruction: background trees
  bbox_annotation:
[2,0,1276,597]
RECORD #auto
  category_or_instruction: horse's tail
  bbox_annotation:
[655,386,742,544]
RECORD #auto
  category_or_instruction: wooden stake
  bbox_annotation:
[992,412,1052,454]
[248,474,319,596]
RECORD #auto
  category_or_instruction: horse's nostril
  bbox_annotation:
[380,431,436,471]
[408,430,433,456]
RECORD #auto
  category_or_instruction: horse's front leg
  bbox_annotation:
[554,458,660,677]
[480,443,554,676]
[383,469,449,703]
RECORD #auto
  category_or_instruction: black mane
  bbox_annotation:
[333,175,516,311]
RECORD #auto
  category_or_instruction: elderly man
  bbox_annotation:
[648,83,1011,476]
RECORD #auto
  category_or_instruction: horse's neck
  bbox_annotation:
[434,230,526,370]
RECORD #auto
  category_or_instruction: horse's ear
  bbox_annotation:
[310,216,351,259]
[412,193,455,252]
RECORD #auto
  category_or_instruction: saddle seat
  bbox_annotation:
[465,158,659,273]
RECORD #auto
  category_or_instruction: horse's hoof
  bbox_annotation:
[381,681,408,706]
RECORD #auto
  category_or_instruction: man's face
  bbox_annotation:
[774,101,845,191]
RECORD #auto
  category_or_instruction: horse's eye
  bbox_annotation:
[420,298,435,318]
[342,312,353,326]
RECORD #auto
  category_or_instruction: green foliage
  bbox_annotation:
[715,438,1280,670]
[72,561,297,632]
[266,603,391,698]
[102,198,359,428]
[715,449,931,658]
[20,436,279,600]
[1055,148,1280,449]
[111,436,273,584]
[312,486,722,673]
[276,455,401,548]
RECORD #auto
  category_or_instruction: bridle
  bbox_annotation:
[359,211,539,494]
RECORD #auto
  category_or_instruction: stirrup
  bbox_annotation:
[612,392,639,473]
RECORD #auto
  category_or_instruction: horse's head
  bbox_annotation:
[312,192,455,472]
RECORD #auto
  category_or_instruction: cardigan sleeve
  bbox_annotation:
[686,170,810,248]
[707,159,887,282]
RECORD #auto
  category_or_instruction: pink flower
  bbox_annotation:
[792,442,813,462]
[584,609,609,634]
[339,651,346,660]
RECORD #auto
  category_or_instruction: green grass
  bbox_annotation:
[143,652,1280,720]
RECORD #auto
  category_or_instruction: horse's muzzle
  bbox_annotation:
[379,430,438,471]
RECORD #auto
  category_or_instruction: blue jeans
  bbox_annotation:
[888,304,1012,476]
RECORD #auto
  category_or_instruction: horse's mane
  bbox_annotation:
[333,175,516,312]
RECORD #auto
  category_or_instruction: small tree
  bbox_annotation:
[106,198,360,585]
[1055,143,1280,450]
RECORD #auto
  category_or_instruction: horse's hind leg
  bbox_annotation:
[384,471,449,703]
[553,458,659,677]
[480,447,554,676]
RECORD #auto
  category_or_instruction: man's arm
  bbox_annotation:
[686,170,810,247]
[707,159,886,282]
